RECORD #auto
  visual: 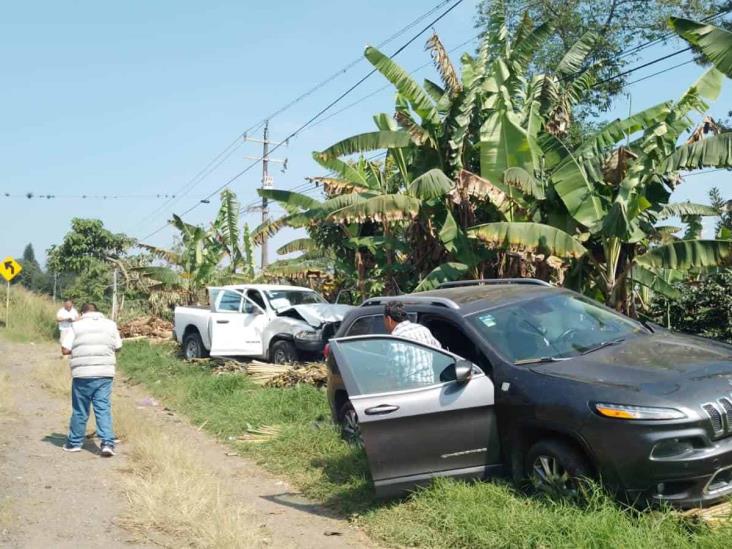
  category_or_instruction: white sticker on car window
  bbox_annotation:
[480,315,496,328]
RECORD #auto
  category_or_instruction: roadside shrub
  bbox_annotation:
[1,286,57,342]
[649,271,732,343]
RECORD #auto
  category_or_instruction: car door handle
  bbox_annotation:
[216,320,230,324]
[364,404,400,415]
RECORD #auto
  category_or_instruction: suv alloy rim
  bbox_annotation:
[531,455,577,497]
[342,408,363,447]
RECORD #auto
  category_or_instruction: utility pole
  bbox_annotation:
[243,122,287,270]
[261,121,271,268]
[52,272,58,302]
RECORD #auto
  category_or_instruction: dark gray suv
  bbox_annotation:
[325,280,732,507]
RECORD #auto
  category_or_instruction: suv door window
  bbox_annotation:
[216,290,243,312]
[346,313,417,336]
[422,317,493,376]
[334,337,459,394]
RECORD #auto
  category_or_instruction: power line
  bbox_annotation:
[140,0,466,242]
[131,0,463,232]
[1,192,178,200]
[591,47,692,88]
[136,138,245,226]
[626,58,695,86]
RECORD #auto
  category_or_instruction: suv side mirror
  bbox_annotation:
[454,359,473,383]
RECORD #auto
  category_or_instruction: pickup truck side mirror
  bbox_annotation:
[454,359,473,383]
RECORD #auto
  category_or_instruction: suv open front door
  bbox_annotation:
[329,335,501,497]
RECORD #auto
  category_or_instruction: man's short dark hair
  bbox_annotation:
[80,303,97,314]
[384,301,408,323]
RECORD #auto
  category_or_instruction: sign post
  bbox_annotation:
[0,257,22,328]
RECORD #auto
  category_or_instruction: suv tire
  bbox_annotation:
[338,401,363,447]
[525,439,591,499]
[271,340,298,364]
[183,331,207,360]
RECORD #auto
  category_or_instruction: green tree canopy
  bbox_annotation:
[475,0,728,119]
[47,218,133,274]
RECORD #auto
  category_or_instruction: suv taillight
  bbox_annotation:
[323,343,331,360]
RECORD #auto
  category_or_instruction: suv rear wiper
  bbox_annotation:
[580,337,626,356]
[513,356,571,365]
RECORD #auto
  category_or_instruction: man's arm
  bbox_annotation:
[112,325,123,352]
[61,330,74,355]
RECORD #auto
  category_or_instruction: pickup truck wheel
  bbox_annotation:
[526,440,591,500]
[183,331,206,360]
[271,340,297,364]
[338,401,363,447]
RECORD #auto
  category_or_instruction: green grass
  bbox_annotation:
[0,286,57,342]
[118,342,732,548]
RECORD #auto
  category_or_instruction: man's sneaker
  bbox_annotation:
[62,443,81,453]
[100,443,115,457]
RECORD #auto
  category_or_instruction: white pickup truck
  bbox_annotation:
[173,284,353,363]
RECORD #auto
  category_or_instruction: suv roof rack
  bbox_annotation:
[437,278,551,289]
[360,295,460,310]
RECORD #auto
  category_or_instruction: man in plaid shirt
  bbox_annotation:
[384,301,443,387]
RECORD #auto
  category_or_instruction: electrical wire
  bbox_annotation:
[140,0,466,242]
[1,192,178,200]
[625,58,696,86]
[131,0,463,230]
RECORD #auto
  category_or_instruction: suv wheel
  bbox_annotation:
[271,340,298,364]
[338,401,363,447]
[183,331,206,360]
[525,439,590,499]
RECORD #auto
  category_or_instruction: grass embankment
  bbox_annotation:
[119,341,732,549]
[0,285,57,342]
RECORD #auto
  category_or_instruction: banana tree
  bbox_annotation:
[467,64,732,312]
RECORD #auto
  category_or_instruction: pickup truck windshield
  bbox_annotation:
[468,293,644,364]
[265,289,326,308]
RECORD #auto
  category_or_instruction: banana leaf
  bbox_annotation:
[327,194,421,224]
[414,262,470,292]
[258,188,321,211]
[670,18,732,78]
[468,222,588,259]
[480,110,535,186]
[556,31,599,76]
[631,265,681,299]
[318,130,412,159]
[658,202,719,220]
[409,169,453,200]
[277,238,315,256]
[365,46,439,125]
[660,133,732,172]
[634,240,732,271]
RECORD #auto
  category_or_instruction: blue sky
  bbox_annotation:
[0,0,730,265]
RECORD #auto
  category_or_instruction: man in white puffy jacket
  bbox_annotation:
[61,303,122,457]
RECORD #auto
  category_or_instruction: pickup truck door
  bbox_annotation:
[329,335,500,498]
[209,289,266,357]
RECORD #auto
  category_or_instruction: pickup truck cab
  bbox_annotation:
[174,284,352,363]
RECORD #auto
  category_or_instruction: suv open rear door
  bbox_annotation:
[329,335,501,497]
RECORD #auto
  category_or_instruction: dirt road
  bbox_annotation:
[0,339,372,548]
